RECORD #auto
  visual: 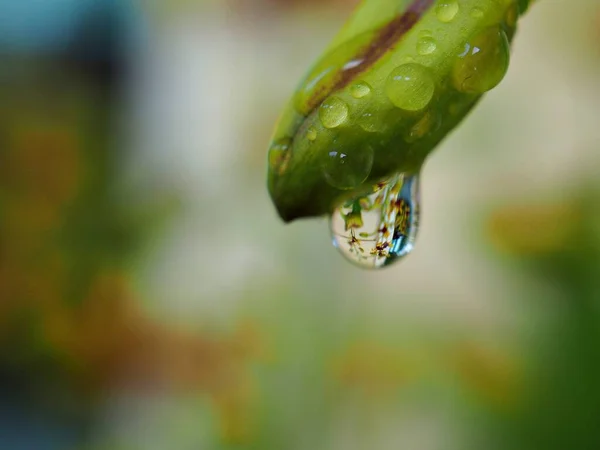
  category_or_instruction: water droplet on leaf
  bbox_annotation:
[452,26,510,94]
[322,146,374,190]
[330,173,420,268]
[350,81,372,99]
[417,36,437,55]
[436,1,459,23]
[359,112,383,133]
[306,126,317,141]
[386,64,436,112]
[319,97,349,129]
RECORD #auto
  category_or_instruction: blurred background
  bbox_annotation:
[0,0,599,449]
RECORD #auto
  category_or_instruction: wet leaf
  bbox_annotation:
[267,0,528,222]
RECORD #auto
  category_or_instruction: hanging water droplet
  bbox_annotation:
[322,146,374,190]
[330,173,421,269]
[386,64,436,112]
[436,0,459,23]
[319,97,349,129]
[350,81,372,99]
[306,126,318,141]
[268,137,292,175]
[452,26,510,94]
[417,36,437,55]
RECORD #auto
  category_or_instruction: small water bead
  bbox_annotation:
[319,97,349,129]
[452,26,510,94]
[436,0,459,23]
[386,64,436,112]
[306,126,317,141]
[359,112,383,133]
[268,137,292,175]
[322,146,374,190]
[330,173,421,269]
[350,81,372,99]
[417,36,437,55]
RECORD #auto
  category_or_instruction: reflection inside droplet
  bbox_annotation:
[330,173,421,269]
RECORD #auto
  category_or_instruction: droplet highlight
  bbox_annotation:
[436,1,459,23]
[322,146,374,190]
[306,126,317,141]
[452,26,510,94]
[319,97,349,129]
[330,173,421,269]
[417,36,437,55]
[350,81,372,99]
[386,64,436,112]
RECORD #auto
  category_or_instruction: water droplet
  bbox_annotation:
[268,137,292,175]
[306,126,317,141]
[350,81,372,99]
[319,97,349,129]
[436,0,459,23]
[417,36,437,55]
[322,146,374,190]
[359,112,383,133]
[452,26,510,94]
[470,7,483,18]
[330,173,421,269]
[419,30,433,38]
[386,64,436,112]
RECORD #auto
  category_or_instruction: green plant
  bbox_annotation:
[267,0,531,223]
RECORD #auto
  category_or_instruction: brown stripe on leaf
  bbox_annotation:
[304,0,435,113]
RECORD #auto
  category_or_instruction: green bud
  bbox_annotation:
[267,0,526,222]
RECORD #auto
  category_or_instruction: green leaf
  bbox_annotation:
[267,0,527,222]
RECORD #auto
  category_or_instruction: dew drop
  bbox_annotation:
[306,126,317,141]
[319,97,349,129]
[268,137,292,175]
[452,26,510,94]
[322,146,374,190]
[417,36,437,55]
[436,0,459,23]
[386,64,436,112]
[359,112,383,133]
[350,81,372,99]
[330,173,421,269]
